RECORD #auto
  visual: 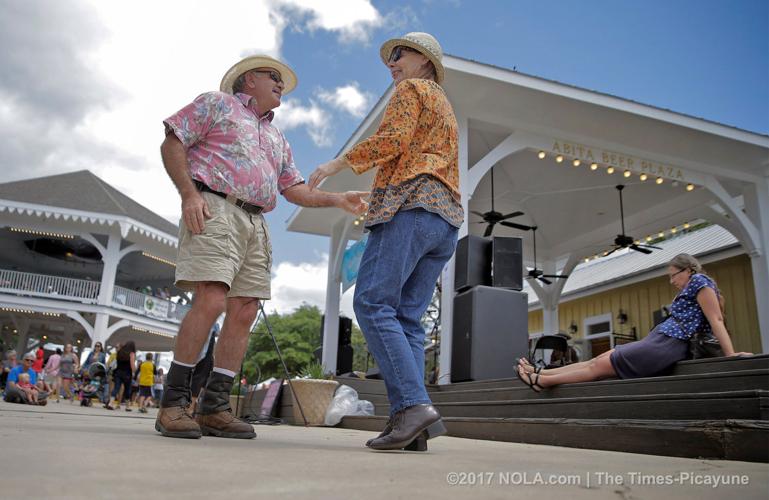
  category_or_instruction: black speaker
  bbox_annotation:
[316,315,354,375]
[455,235,491,291]
[451,286,529,382]
[491,237,523,290]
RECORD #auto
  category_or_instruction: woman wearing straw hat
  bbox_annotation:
[309,32,463,451]
[157,54,368,439]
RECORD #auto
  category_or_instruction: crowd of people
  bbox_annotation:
[1,341,166,411]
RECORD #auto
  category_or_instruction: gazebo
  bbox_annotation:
[287,55,769,384]
[0,170,187,353]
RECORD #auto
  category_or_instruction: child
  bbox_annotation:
[17,372,39,405]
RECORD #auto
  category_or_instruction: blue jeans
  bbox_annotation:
[354,208,458,415]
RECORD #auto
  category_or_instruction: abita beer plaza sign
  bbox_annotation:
[550,140,699,185]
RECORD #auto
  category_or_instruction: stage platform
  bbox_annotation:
[240,354,769,463]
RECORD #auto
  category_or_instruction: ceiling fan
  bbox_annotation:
[604,184,662,257]
[471,167,532,237]
[526,226,569,285]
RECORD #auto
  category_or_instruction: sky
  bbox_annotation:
[2,0,767,317]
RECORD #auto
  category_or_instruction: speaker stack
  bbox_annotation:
[451,235,529,382]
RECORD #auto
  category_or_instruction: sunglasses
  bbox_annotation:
[388,46,418,63]
[252,69,283,85]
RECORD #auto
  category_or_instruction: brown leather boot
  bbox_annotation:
[155,363,201,439]
[195,371,255,439]
[155,406,201,439]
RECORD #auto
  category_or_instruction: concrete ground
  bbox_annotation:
[0,400,766,500]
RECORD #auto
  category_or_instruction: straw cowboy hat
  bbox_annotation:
[380,32,445,84]
[219,54,298,94]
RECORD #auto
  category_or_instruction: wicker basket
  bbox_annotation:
[290,379,339,426]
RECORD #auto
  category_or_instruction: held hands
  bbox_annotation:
[308,158,348,190]
[336,191,369,216]
[182,190,211,234]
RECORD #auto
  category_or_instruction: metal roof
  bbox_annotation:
[525,224,739,304]
[0,170,178,235]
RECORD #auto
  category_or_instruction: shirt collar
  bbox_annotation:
[235,92,275,122]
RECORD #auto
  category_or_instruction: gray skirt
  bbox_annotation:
[609,325,689,379]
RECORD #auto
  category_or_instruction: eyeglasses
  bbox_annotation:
[252,69,283,85]
[388,46,417,63]
[669,268,688,280]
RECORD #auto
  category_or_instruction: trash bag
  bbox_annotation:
[324,384,375,426]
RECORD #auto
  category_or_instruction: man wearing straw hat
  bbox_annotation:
[157,54,367,439]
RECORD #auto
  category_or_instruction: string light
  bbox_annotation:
[538,151,546,159]
[623,170,632,178]
[606,166,615,174]
[683,222,690,229]
[658,231,665,238]
[686,184,695,191]
[9,227,73,239]
[584,257,590,263]
[671,227,677,234]
[142,252,176,267]
[132,326,174,338]
[590,163,598,170]
[655,177,664,185]
[572,159,581,167]
[353,220,360,226]
[645,236,653,242]
[639,173,648,181]
[555,155,564,163]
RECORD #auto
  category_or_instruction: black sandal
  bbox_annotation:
[516,365,544,393]
[515,357,542,374]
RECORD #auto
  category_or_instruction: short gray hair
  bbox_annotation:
[232,71,255,94]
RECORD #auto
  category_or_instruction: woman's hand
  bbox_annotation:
[308,158,350,190]
[728,351,753,357]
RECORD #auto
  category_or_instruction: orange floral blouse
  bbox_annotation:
[344,78,463,227]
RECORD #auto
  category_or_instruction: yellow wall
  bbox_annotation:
[527,254,760,353]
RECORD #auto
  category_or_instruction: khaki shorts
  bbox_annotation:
[175,191,272,299]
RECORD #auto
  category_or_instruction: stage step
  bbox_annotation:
[431,354,769,392]
[431,389,768,420]
[429,369,769,402]
[338,415,769,463]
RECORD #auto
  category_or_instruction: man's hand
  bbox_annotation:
[335,191,369,216]
[182,191,211,234]
[308,158,349,190]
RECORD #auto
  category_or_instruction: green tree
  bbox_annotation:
[242,303,321,383]
[241,303,378,383]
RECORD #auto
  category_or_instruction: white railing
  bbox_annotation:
[0,269,100,303]
[0,269,190,323]
[112,285,190,323]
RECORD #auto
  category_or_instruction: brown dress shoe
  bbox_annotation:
[196,410,256,439]
[367,404,446,451]
[155,405,202,439]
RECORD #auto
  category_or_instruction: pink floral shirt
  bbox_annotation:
[164,92,304,211]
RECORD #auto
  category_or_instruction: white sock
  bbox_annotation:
[213,367,236,379]
[172,360,195,368]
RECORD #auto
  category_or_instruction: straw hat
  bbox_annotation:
[379,32,445,84]
[219,54,298,95]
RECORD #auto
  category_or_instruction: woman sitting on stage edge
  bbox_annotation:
[517,253,752,391]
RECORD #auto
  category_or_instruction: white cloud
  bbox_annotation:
[2,0,385,222]
[317,82,374,117]
[271,0,383,43]
[267,255,356,318]
[273,98,333,147]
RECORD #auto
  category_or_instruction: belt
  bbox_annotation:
[193,180,263,215]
